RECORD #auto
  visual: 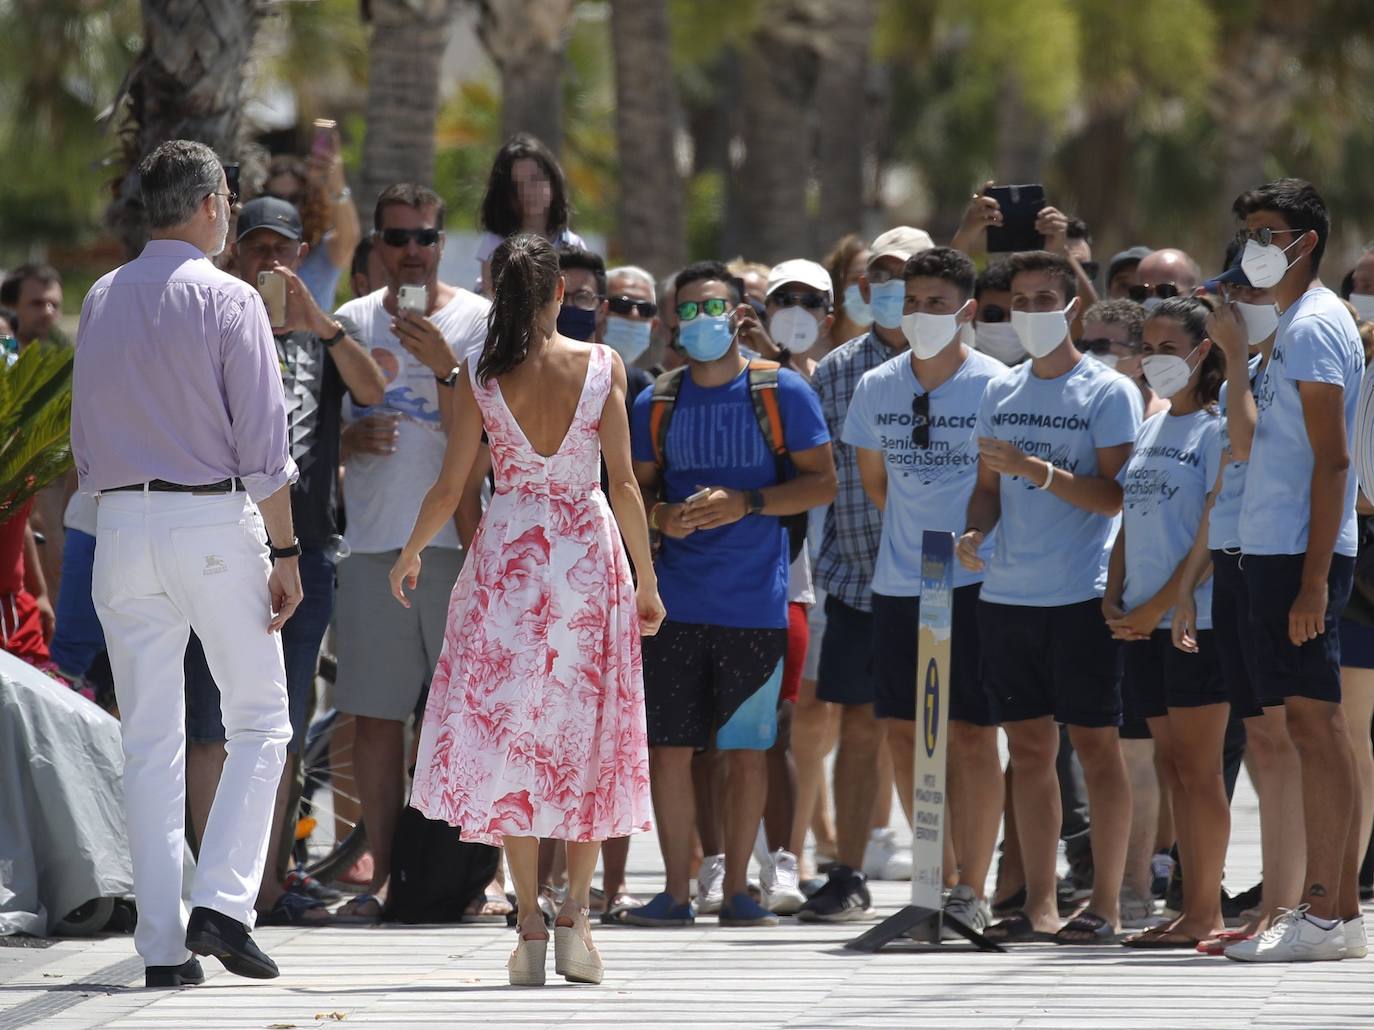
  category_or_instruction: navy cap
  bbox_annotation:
[1202,249,1252,292]
[1107,246,1153,285]
[236,196,303,242]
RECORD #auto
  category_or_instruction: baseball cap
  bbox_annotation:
[869,226,935,267]
[236,197,303,242]
[1107,246,1152,285]
[766,259,832,301]
[1202,248,1253,292]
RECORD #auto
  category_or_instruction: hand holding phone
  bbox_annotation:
[258,270,287,329]
[312,118,339,158]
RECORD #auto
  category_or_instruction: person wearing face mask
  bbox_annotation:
[824,234,873,353]
[1130,249,1201,313]
[971,261,1023,366]
[1079,299,1164,417]
[1220,178,1366,963]
[959,250,1141,944]
[841,247,1007,937]
[1101,297,1227,950]
[624,261,836,930]
[1343,245,1374,323]
[555,246,607,344]
[799,226,933,923]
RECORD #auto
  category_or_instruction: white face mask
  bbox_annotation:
[975,322,1023,365]
[1140,346,1199,399]
[1240,235,1303,289]
[902,303,970,360]
[1011,308,1071,359]
[768,306,821,354]
[843,283,873,328]
[1349,293,1374,323]
[1233,301,1279,345]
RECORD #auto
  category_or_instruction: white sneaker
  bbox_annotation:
[1344,915,1367,959]
[764,849,806,915]
[939,884,991,941]
[861,828,913,881]
[696,854,725,915]
[1224,906,1347,963]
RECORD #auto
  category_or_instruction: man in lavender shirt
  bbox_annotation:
[72,140,301,987]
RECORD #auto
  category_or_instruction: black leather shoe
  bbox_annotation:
[145,957,205,988]
[185,906,279,979]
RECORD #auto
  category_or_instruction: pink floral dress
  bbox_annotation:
[409,345,653,845]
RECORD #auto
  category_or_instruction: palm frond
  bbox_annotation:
[0,343,74,525]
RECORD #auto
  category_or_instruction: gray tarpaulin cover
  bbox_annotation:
[0,650,132,935]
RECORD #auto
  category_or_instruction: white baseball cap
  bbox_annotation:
[869,226,935,267]
[766,259,833,302]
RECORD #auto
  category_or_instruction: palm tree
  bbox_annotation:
[358,0,461,219]
[814,0,875,251]
[0,345,74,528]
[608,0,685,278]
[473,0,575,156]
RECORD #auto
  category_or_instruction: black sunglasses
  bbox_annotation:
[770,290,829,311]
[1079,336,1125,355]
[1128,282,1180,303]
[608,295,657,318]
[979,303,1008,324]
[379,227,441,248]
[911,392,930,449]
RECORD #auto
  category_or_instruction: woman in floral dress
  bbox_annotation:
[389,233,663,986]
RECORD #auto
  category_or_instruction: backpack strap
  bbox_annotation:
[649,366,689,468]
[746,360,787,457]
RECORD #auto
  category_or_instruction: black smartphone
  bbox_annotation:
[224,162,240,206]
[984,183,1045,253]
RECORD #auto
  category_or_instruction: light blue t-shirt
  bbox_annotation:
[841,349,1005,596]
[1240,287,1364,558]
[1121,409,1223,628]
[1207,354,1264,553]
[976,357,1142,606]
[631,365,830,628]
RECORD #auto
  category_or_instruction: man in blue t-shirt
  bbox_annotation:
[624,261,835,930]
[842,246,1006,936]
[1222,179,1366,964]
[958,250,1140,943]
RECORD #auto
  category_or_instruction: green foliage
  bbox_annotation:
[0,343,74,525]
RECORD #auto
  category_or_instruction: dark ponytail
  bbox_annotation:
[477,232,559,385]
[1147,295,1225,408]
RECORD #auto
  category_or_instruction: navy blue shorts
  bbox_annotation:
[1211,550,1271,719]
[1123,629,1228,728]
[1243,552,1356,705]
[1339,617,1374,670]
[872,586,996,725]
[979,598,1123,728]
[815,596,877,706]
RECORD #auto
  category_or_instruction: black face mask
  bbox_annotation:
[557,304,598,342]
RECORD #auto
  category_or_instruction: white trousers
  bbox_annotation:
[93,491,290,966]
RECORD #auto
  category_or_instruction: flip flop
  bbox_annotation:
[258,890,332,927]
[600,892,644,925]
[984,911,1058,943]
[333,892,382,925]
[1198,930,1251,955]
[1055,910,1119,944]
[464,890,514,924]
[1121,927,1200,949]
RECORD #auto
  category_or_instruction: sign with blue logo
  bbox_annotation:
[911,531,954,911]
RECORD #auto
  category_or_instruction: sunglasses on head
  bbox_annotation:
[608,295,657,318]
[979,304,1008,324]
[378,227,441,248]
[771,290,829,311]
[676,297,731,322]
[1127,282,1180,303]
[911,392,930,449]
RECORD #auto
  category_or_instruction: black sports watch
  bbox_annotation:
[269,538,302,560]
[319,321,346,348]
[746,489,766,515]
[436,365,461,387]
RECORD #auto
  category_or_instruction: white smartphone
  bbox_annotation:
[686,487,712,503]
[398,284,427,315]
[257,270,286,329]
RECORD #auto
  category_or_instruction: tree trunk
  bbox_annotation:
[608,0,684,278]
[475,0,574,155]
[359,0,459,222]
[814,0,875,251]
[107,0,265,257]
[737,0,828,264]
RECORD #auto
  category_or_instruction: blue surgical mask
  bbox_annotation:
[869,280,905,329]
[602,314,652,364]
[557,304,598,342]
[843,283,872,327]
[678,313,734,362]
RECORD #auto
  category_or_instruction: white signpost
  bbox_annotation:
[847,531,1001,952]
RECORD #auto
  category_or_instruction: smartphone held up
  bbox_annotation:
[258,270,287,329]
[398,284,428,315]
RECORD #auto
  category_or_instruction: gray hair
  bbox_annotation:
[607,264,657,301]
[139,140,223,229]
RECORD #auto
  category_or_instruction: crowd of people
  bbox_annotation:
[6,126,1374,987]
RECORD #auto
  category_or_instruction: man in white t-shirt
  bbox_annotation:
[332,184,490,921]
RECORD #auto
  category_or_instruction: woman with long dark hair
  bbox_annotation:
[474,134,587,296]
[390,233,663,986]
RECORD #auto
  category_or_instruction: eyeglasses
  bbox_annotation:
[911,392,930,449]
[676,297,731,322]
[770,290,829,311]
[378,227,442,248]
[1127,283,1180,303]
[209,188,239,206]
[1080,260,1100,281]
[608,295,657,318]
[1235,227,1304,247]
[979,304,1008,324]
[1079,337,1128,355]
[565,287,602,311]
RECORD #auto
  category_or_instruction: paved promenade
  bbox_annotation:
[2,772,1371,1030]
